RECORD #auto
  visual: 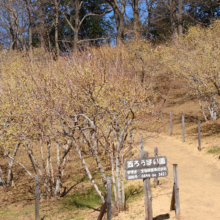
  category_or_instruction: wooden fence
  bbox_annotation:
[170,110,202,151]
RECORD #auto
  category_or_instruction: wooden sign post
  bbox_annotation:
[170,110,172,135]
[0,177,3,187]
[125,138,168,220]
[182,115,185,142]
[170,164,180,217]
[154,147,159,185]
[198,119,201,151]
[107,177,111,220]
[35,175,40,220]
[0,167,5,192]
[141,150,152,220]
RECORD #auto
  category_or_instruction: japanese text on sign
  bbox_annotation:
[125,156,167,170]
[125,168,168,180]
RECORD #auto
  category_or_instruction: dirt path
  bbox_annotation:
[111,134,220,220]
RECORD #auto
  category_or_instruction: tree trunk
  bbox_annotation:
[110,144,118,207]
[55,142,61,196]
[169,0,178,37]
[9,0,17,50]
[72,140,105,203]
[93,135,107,189]
[146,0,152,39]
[209,0,214,24]
[115,9,125,45]
[20,32,26,52]
[38,0,45,48]
[28,23,33,53]
[25,143,49,195]
[46,140,53,196]
[7,155,35,181]
[115,137,122,210]
[120,145,125,210]
[108,0,126,45]
[25,0,33,53]
[74,0,80,53]
[178,0,183,36]
[54,0,59,56]
[132,0,140,36]
[7,143,20,187]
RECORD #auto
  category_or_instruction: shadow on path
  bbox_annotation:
[153,213,170,220]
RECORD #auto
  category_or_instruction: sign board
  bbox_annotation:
[124,156,168,180]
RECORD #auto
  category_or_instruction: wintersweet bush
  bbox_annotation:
[0,43,163,208]
[161,20,220,121]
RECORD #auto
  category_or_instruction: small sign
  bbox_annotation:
[125,156,167,170]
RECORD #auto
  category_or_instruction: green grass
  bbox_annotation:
[63,181,144,211]
[207,146,220,154]
[73,172,102,183]
[0,205,35,220]
[125,184,144,202]
[62,184,105,210]
[213,133,220,138]
[64,215,84,220]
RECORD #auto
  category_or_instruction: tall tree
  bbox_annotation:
[54,0,60,55]
[24,0,33,52]
[57,0,111,52]
[132,0,140,35]
[105,0,127,44]
[36,0,46,48]
[178,0,183,35]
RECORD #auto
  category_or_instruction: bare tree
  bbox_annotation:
[36,0,46,48]
[24,0,33,52]
[105,0,127,44]
[163,0,183,37]
[54,0,60,55]
[132,0,140,35]
[0,0,21,50]
[178,0,183,35]
[60,0,109,53]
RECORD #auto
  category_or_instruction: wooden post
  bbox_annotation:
[170,185,175,211]
[0,167,5,191]
[154,147,159,185]
[0,177,3,187]
[170,110,172,135]
[35,175,40,220]
[198,119,201,151]
[0,167,4,187]
[107,176,111,220]
[140,140,152,220]
[170,164,180,217]
[182,115,185,142]
[0,176,4,192]
[140,137,143,156]
[97,202,107,220]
